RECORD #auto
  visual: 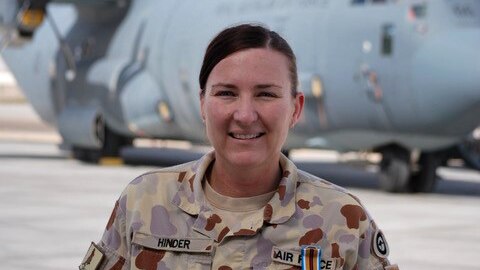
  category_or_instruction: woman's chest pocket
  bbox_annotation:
[131,248,212,270]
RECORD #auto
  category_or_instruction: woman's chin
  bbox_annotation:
[223,151,273,168]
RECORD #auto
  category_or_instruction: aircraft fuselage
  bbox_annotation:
[2,0,480,153]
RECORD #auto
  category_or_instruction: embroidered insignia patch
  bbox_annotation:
[373,230,389,258]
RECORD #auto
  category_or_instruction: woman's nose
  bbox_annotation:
[233,98,258,125]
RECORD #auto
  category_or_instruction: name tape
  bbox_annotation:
[271,247,336,270]
[133,232,213,253]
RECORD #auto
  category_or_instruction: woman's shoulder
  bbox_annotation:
[141,160,198,178]
[123,159,201,192]
[296,169,363,206]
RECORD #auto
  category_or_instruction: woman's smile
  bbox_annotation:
[228,132,265,140]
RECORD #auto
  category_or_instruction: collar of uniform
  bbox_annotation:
[193,153,299,243]
[266,153,298,224]
[171,152,298,224]
[170,152,215,216]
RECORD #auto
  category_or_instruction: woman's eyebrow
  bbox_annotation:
[210,83,282,90]
[211,83,237,89]
[255,84,282,89]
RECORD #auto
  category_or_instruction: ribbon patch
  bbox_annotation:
[271,247,336,269]
[301,245,322,270]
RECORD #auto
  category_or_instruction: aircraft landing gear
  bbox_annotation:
[72,125,132,163]
[379,157,410,192]
[409,152,443,193]
[378,145,444,193]
[379,146,410,192]
[457,134,480,171]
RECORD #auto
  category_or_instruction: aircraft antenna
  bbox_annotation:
[46,12,76,82]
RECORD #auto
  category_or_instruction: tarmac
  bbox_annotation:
[1,102,480,270]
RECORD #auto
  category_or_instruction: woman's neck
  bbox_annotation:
[208,158,282,198]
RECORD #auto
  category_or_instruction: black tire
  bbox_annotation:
[72,125,132,163]
[457,137,480,170]
[378,145,411,192]
[379,158,410,192]
[102,126,133,157]
[409,153,440,193]
[72,146,102,163]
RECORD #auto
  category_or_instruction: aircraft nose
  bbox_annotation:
[411,29,480,135]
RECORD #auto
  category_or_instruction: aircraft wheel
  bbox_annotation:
[101,125,133,157]
[72,147,102,163]
[379,158,410,192]
[72,125,132,163]
[457,136,480,170]
[409,153,441,193]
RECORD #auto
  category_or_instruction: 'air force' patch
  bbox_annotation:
[79,242,105,270]
[271,246,337,269]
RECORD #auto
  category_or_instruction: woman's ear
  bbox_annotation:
[200,92,206,123]
[290,92,305,128]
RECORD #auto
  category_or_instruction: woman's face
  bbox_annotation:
[201,48,304,168]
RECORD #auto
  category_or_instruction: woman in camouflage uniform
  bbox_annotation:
[81,24,398,270]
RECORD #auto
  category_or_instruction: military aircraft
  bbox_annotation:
[1,0,479,193]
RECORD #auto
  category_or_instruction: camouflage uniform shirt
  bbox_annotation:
[83,152,398,270]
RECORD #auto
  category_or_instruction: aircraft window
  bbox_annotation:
[381,24,394,56]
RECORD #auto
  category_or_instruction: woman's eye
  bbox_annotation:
[215,90,235,97]
[258,92,277,98]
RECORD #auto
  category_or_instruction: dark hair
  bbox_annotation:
[199,24,298,96]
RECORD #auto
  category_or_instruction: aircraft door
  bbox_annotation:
[368,18,417,133]
[359,22,398,131]
[160,2,220,142]
[325,3,397,132]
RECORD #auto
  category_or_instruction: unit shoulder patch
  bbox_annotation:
[372,230,389,258]
[79,242,105,270]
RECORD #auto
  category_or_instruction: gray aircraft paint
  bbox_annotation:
[1,0,480,152]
